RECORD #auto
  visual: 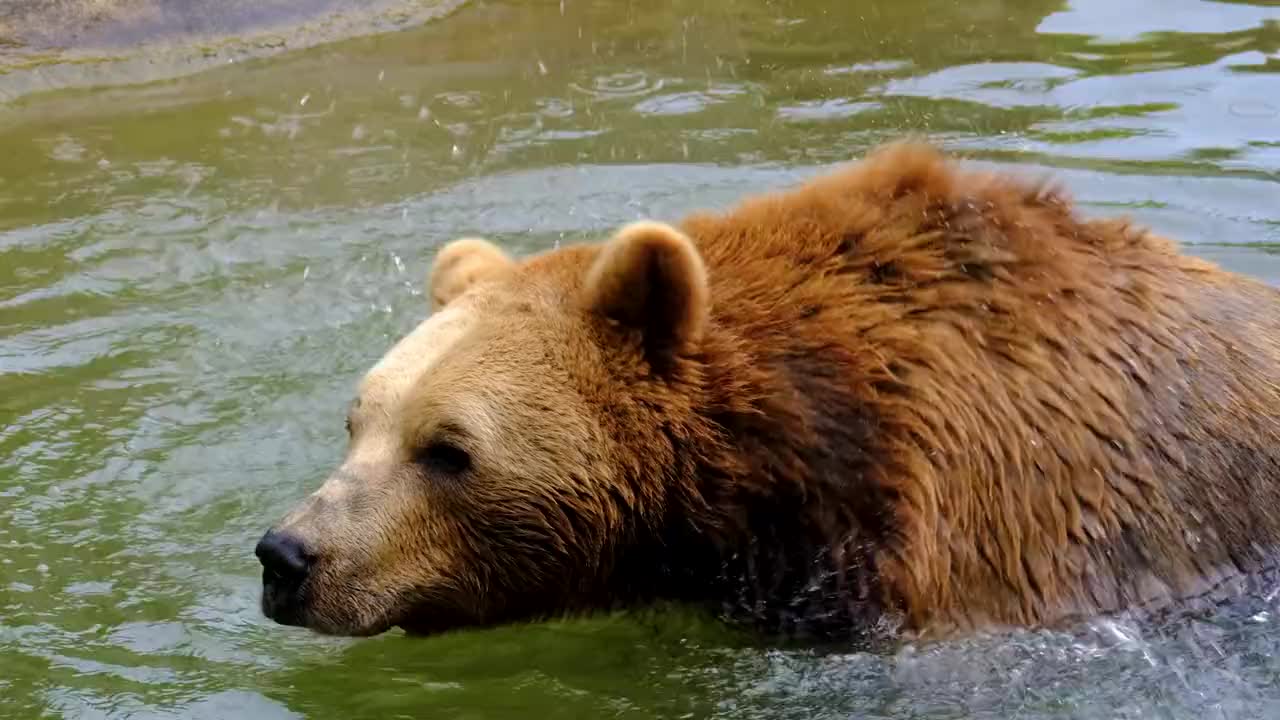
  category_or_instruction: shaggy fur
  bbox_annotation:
[655,143,1280,637]
[260,142,1280,641]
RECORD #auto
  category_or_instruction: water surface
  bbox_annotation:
[2,1,1280,717]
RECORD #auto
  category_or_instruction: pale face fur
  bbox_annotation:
[269,302,477,634]
[259,222,708,637]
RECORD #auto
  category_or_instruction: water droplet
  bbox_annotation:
[538,60,549,75]
[418,106,431,120]
[352,124,366,141]
[36,564,49,574]
[302,266,310,281]
[299,93,310,107]
[451,144,463,159]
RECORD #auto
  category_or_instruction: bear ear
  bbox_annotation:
[583,221,710,361]
[428,237,515,310]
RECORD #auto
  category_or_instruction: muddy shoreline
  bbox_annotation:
[0,0,465,102]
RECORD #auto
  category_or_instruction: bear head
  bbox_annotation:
[255,221,715,637]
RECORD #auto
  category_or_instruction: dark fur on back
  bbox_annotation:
[596,142,1280,639]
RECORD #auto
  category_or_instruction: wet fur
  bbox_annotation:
[646,142,1280,638]
[458,142,1280,638]
[293,141,1280,641]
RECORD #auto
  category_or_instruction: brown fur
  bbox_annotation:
[260,141,1280,641]
[428,237,515,309]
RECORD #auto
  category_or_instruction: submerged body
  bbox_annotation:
[255,142,1280,641]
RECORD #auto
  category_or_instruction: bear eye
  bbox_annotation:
[415,441,472,476]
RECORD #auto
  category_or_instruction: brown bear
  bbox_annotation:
[255,141,1280,642]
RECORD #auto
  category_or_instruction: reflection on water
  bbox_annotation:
[1039,0,1280,39]
[1,0,1279,718]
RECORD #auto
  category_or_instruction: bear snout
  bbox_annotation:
[255,528,313,626]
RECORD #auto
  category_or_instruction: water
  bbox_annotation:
[1,0,1279,717]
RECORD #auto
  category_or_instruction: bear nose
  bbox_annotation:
[255,529,312,583]
[256,529,313,626]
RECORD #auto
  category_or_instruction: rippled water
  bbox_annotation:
[2,1,1279,717]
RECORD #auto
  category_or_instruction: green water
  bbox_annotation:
[2,0,1280,717]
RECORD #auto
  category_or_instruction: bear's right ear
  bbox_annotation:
[583,221,709,364]
[428,237,515,310]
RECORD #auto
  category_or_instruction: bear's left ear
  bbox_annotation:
[583,221,710,361]
[428,237,515,310]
